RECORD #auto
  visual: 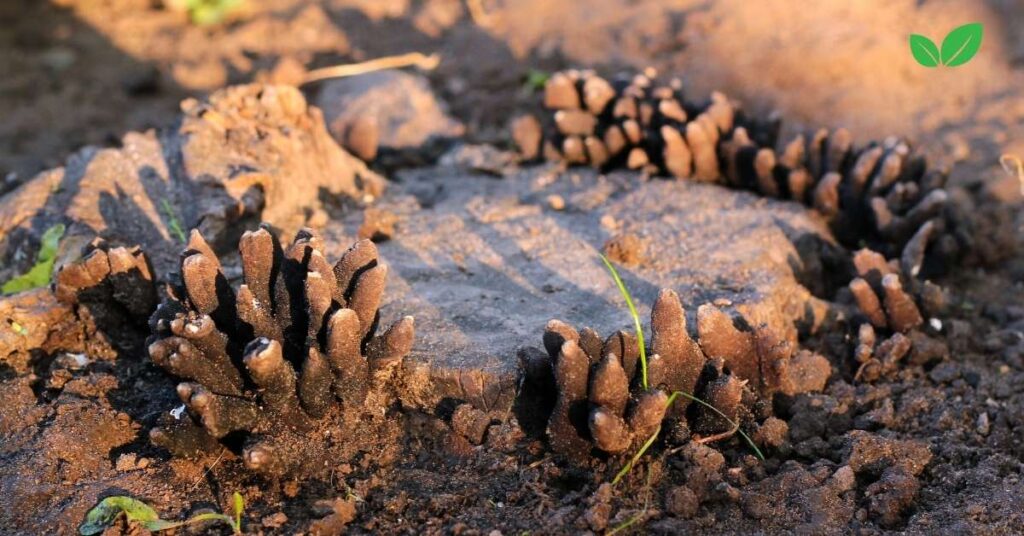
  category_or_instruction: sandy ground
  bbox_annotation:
[1,1,1024,534]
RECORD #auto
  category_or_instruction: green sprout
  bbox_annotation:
[160,199,188,244]
[1,223,65,295]
[607,466,654,535]
[79,492,245,535]
[166,0,245,26]
[598,255,765,487]
[523,69,550,93]
[600,254,648,389]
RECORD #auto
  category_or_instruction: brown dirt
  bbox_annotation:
[2,1,1024,535]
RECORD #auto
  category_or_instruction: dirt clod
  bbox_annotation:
[665,486,700,519]
[358,207,399,242]
[602,233,644,266]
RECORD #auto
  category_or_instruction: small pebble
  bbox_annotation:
[307,207,329,228]
[115,454,137,472]
[262,512,288,528]
[547,194,565,211]
[283,480,300,498]
[977,412,991,436]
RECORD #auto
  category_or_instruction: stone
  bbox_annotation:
[333,166,832,413]
[315,70,464,160]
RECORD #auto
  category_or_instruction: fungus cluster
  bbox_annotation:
[147,226,414,475]
[512,68,950,257]
[847,223,949,382]
[536,289,830,457]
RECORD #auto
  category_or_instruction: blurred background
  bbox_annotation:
[2,0,1023,189]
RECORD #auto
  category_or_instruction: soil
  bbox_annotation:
[1,1,1024,535]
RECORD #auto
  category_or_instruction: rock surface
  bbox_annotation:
[0,84,383,281]
[322,165,834,411]
[315,70,465,161]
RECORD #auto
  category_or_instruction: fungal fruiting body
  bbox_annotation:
[540,289,830,458]
[54,238,158,347]
[513,68,950,259]
[147,226,414,475]
[848,222,949,382]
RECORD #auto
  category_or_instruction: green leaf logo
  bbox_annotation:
[910,23,983,68]
[941,23,983,66]
[909,34,940,67]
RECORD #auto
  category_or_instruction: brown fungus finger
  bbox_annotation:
[627,389,669,441]
[332,239,379,305]
[602,330,639,382]
[849,278,888,329]
[589,408,632,453]
[325,308,368,405]
[544,319,580,359]
[578,327,604,363]
[239,227,278,309]
[693,373,745,435]
[589,353,630,415]
[651,289,705,412]
[881,274,923,333]
[179,383,260,438]
[696,304,758,390]
[547,340,592,457]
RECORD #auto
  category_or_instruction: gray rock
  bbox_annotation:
[325,166,835,412]
[315,70,464,160]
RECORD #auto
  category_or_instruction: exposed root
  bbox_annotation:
[302,53,441,85]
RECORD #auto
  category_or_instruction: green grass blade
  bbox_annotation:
[160,199,187,244]
[612,390,765,487]
[599,254,647,389]
[612,423,660,485]
[2,223,65,295]
[232,491,244,532]
[669,391,765,461]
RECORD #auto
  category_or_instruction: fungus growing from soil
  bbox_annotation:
[147,225,414,475]
[513,68,951,258]
[54,238,158,332]
[847,222,950,382]
[536,288,830,458]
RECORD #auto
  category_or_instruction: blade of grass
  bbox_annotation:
[599,254,647,389]
[612,422,661,485]
[160,200,187,244]
[669,391,764,461]
[612,390,765,486]
[607,466,654,535]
